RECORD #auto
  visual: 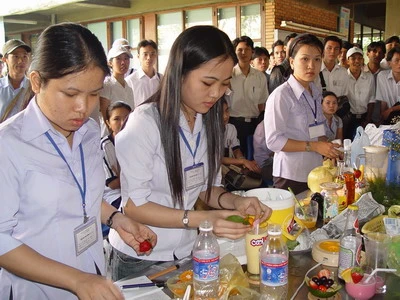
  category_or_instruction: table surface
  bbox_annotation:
[136,249,398,299]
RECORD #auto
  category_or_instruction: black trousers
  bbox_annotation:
[229,117,259,157]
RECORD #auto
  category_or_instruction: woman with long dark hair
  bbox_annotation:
[109,25,272,280]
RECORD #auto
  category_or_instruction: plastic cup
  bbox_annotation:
[294,199,318,229]
[245,227,267,276]
[364,232,391,294]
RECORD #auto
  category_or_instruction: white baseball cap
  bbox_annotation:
[112,38,131,49]
[107,45,133,61]
[346,47,363,60]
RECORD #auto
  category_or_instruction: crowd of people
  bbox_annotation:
[0,21,398,298]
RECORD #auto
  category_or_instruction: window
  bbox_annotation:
[157,12,183,72]
[185,8,212,29]
[353,22,384,50]
[111,21,123,45]
[88,22,107,52]
[240,4,261,42]
[127,18,141,70]
[218,7,236,41]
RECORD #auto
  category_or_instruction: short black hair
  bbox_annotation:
[252,47,270,59]
[289,33,323,58]
[232,36,254,50]
[271,39,284,51]
[385,36,400,45]
[342,41,353,50]
[137,39,158,53]
[106,101,132,121]
[284,33,298,46]
[387,46,400,61]
[322,90,338,103]
[324,35,343,49]
[367,41,386,54]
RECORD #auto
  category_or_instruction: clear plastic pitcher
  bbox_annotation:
[356,146,389,181]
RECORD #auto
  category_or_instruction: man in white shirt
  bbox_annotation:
[0,40,32,122]
[316,36,348,97]
[376,46,400,124]
[126,40,162,107]
[345,47,375,139]
[228,36,268,155]
[380,36,399,70]
[112,38,135,76]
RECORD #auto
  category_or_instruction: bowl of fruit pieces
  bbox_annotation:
[305,268,342,298]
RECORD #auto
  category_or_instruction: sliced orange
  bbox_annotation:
[178,270,193,282]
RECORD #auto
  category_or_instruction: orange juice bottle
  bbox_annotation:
[335,160,347,212]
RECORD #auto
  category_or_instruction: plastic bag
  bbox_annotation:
[364,123,400,146]
[351,126,370,166]
[219,254,260,300]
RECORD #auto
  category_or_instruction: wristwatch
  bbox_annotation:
[106,210,122,228]
[182,210,189,228]
[305,141,311,152]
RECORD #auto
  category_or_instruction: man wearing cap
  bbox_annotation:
[125,40,162,107]
[0,39,33,122]
[112,38,135,76]
[345,47,375,138]
[98,45,134,136]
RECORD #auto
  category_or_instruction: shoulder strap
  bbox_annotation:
[319,71,327,91]
[0,86,26,123]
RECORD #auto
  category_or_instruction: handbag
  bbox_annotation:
[222,164,262,190]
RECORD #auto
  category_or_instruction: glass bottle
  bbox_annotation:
[320,182,343,224]
[338,205,362,278]
[335,160,347,213]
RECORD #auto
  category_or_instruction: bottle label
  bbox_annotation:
[193,256,219,282]
[260,259,288,286]
[338,246,355,271]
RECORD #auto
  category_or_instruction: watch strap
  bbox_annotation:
[305,141,311,152]
[182,210,189,228]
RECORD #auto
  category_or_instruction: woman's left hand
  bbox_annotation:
[112,213,157,255]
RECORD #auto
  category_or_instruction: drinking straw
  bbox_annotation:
[364,268,396,284]
[183,285,191,300]
[288,187,306,216]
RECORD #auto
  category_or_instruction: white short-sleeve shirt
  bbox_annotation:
[315,62,348,97]
[125,68,162,107]
[376,69,400,108]
[109,103,221,261]
[346,69,376,114]
[0,99,105,299]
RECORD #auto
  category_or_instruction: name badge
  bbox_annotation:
[184,163,205,190]
[74,216,98,256]
[308,122,325,139]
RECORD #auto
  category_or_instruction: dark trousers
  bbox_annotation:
[346,113,367,140]
[229,117,259,157]
[273,176,308,195]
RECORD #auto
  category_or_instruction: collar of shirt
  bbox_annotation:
[179,110,203,135]
[0,75,29,90]
[321,61,341,72]
[347,68,368,80]
[138,67,159,80]
[287,74,321,101]
[232,64,257,77]
[20,98,88,149]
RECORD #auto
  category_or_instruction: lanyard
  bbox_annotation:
[179,127,200,165]
[303,93,318,124]
[45,132,88,223]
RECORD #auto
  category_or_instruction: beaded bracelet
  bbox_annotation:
[217,191,230,209]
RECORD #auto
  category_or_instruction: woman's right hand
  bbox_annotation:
[74,273,124,300]
[205,210,253,240]
[313,141,341,159]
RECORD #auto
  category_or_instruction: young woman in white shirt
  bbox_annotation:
[109,25,272,281]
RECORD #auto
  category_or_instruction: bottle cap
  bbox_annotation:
[267,223,282,236]
[199,220,213,231]
[348,204,359,211]
[343,139,351,151]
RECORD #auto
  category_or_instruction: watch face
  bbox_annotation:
[183,218,189,225]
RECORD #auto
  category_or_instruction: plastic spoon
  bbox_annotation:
[364,268,397,284]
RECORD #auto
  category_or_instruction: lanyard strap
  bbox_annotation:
[179,127,200,165]
[45,132,88,223]
[303,93,318,124]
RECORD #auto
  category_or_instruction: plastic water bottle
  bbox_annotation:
[338,205,362,279]
[260,224,288,300]
[192,220,220,299]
